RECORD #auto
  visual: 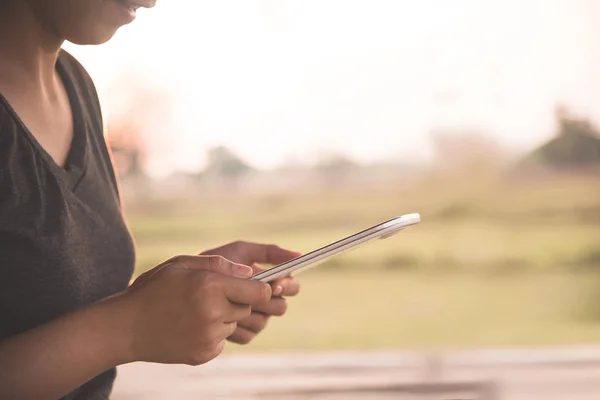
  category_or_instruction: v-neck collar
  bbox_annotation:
[0,50,89,191]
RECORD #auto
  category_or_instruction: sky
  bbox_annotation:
[64,0,600,176]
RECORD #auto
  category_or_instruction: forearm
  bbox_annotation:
[0,293,134,400]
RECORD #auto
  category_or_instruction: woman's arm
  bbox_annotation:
[0,255,271,400]
[0,293,132,400]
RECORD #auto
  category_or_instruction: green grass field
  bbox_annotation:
[123,173,600,351]
[237,270,600,352]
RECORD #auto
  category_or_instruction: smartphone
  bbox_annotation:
[251,213,421,282]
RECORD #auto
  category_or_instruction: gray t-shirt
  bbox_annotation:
[0,50,135,399]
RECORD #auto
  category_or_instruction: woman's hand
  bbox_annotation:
[0,254,270,400]
[121,254,272,365]
[201,241,301,344]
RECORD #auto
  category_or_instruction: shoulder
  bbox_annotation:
[0,95,20,153]
[0,97,27,206]
[0,97,9,134]
[57,49,104,134]
[58,49,97,95]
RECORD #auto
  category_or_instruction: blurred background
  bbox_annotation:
[66,0,600,398]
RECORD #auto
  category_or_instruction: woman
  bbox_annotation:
[0,1,301,399]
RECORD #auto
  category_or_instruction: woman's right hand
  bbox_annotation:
[0,254,269,400]
[118,255,271,366]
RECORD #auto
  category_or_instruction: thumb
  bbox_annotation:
[250,263,266,274]
[173,255,253,279]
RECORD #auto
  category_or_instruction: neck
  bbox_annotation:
[0,1,64,90]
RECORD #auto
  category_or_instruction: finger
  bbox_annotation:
[271,276,300,297]
[223,321,238,338]
[207,256,254,279]
[223,303,252,323]
[170,255,253,279]
[201,338,228,364]
[252,297,288,316]
[227,326,257,345]
[250,263,266,275]
[235,242,302,266]
[237,312,270,333]
[196,323,232,365]
[223,277,272,306]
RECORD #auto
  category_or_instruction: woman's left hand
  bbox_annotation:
[200,241,301,344]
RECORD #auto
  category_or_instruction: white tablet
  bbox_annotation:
[252,213,421,283]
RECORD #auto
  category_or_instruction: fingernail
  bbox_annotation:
[234,264,252,277]
[273,285,283,296]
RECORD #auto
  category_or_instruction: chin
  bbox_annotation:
[66,27,121,46]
